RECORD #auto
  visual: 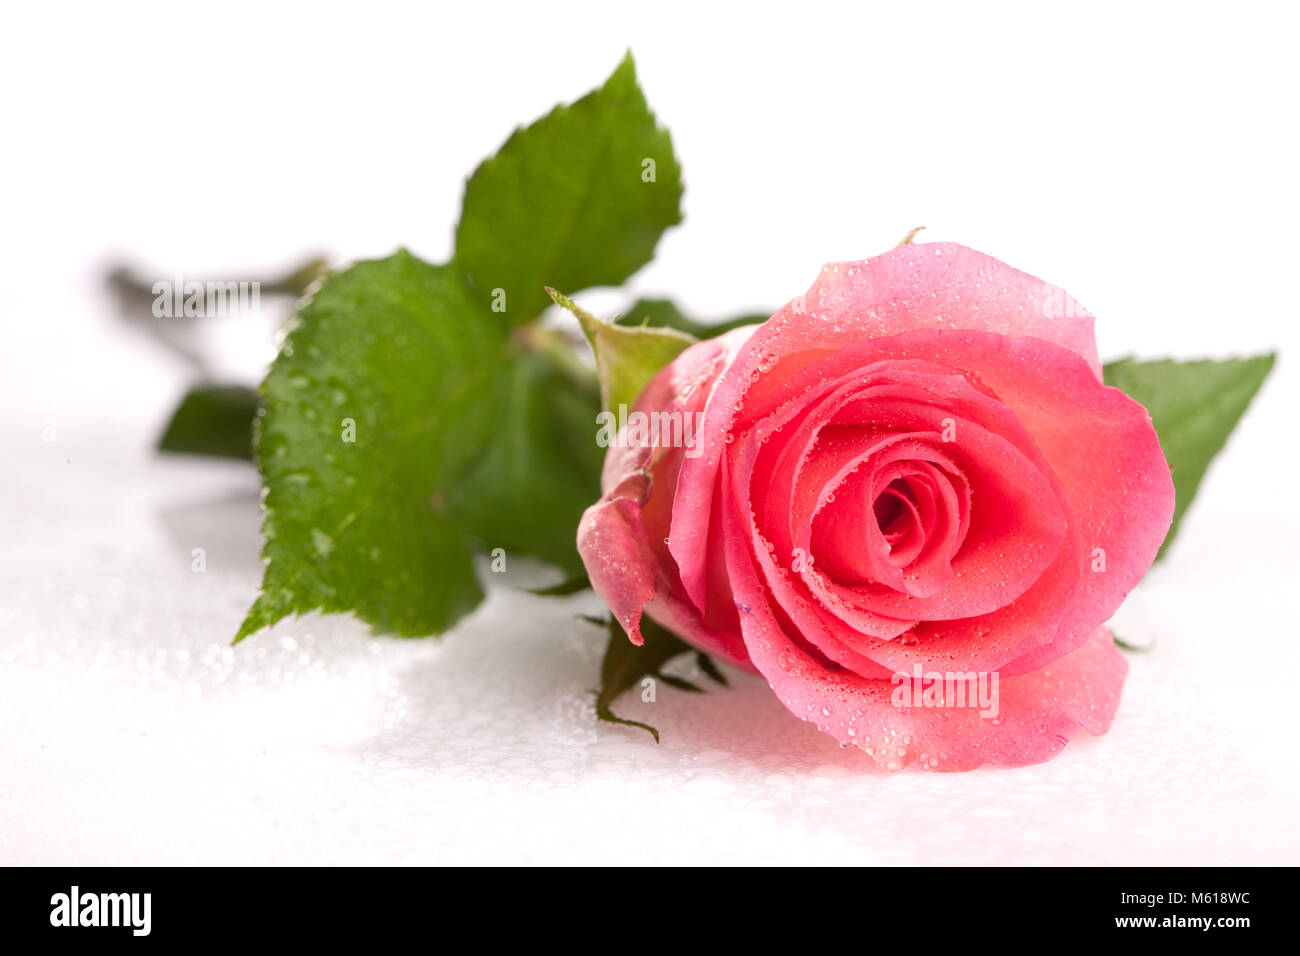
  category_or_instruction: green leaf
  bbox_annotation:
[546,287,695,414]
[526,573,592,596]
[157,384,259,460]
[657,674,704,693]
[695,651,730,687]
[1104,353,1275,559]
[445,351,604,574]
[237,251,507,642]
[594,615,726,742]
[454,52,683,323]
[617,297,768,339]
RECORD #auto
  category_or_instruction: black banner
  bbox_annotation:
[0,866,1275,943]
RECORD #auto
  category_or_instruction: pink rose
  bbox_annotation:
[579,242,1173,771]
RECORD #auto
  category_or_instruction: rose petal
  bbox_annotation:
[578,491,657,646]
[672,241,1100,613]
[580,326,755,655]
[800,243,1102,378]
[723,490,1128,771]
[689,316,1169,676]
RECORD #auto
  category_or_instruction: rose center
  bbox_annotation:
[873,479,916,542]
[807,451,970,594]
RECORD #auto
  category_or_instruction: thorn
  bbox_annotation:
[897,225,927,247]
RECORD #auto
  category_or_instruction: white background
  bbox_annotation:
[2,1,1297,864]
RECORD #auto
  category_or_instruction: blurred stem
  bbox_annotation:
[105,254,333,380]
[106,254,331,305]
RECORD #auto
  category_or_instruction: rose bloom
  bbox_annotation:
[578,242,1173,771]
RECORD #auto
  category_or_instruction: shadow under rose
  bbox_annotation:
[345,578,919,781]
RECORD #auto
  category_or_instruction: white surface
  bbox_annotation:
[2,1,1299,864]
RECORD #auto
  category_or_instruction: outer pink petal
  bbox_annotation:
[800,242,1102,378]
[576,487,751,666]
[577,490,658,646]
